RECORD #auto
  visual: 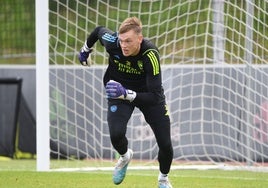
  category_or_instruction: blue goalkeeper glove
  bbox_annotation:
[78,41,93,66]
[105,80,136,102]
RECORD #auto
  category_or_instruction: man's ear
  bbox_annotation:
[138,34,143,44]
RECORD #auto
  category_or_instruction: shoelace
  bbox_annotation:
[115,157,128,169]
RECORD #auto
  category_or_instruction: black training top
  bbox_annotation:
[85,26,166,105]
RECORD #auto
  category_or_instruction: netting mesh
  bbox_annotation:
[47,0,268,170]
[48,0,266,66]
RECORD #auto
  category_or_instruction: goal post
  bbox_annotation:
[36,0,49,171]
[36,0,268,171]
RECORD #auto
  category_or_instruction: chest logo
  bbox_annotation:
[126,61,131,66]
[137,60,143,71]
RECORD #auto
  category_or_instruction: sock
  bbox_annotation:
[121,149,129,160]
[158,172,168,181]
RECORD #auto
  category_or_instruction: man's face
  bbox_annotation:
[119,30,143,56]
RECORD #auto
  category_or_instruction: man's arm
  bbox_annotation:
[85,26,105,48]
[78,26,107,65]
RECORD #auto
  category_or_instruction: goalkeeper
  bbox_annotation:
[79,17,173,188]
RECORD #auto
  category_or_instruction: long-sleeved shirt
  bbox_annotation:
[85,26,166,105]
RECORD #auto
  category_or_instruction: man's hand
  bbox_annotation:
[105,80,136,102]
[78,42,92,66]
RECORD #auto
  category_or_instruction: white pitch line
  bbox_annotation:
[50,165,268,173]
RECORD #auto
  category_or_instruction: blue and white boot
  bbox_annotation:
[113,149,133,185]
[158,173,173,188]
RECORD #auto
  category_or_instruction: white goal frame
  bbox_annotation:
[36,0,50,171]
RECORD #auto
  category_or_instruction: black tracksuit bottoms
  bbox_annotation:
[107,99,173,174]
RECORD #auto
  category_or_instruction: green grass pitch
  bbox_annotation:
[0,160,268,188]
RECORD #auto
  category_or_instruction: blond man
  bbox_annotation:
[79,17,173,188]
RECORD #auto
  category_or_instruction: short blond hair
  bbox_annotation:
[119,17,142,34]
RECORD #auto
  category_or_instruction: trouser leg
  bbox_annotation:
[107,100,134,155]
[140,104,173,174]
[153,120,173,174]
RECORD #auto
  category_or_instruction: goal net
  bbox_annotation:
[39,0,268,171]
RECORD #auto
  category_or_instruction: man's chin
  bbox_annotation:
[123,52,130,56]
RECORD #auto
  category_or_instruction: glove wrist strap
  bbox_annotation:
[125,89,136,102]
[82,41,91,52]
